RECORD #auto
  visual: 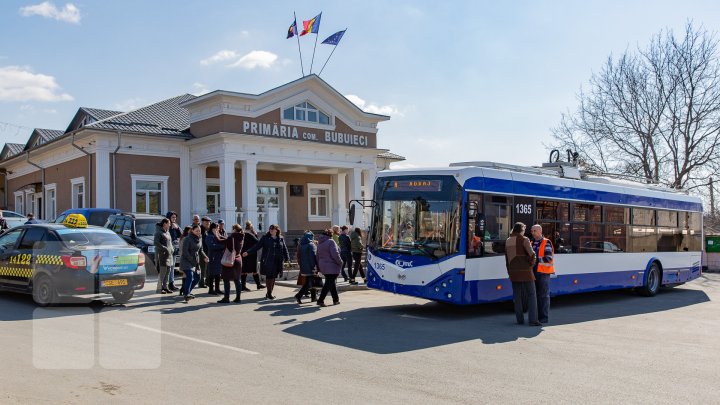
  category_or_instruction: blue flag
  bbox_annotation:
[287,19,298,38]
[322,29,346,45]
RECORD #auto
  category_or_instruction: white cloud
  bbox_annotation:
[113,97,145,111]
[228,50,278,69]
[19,2,81,24]
[345,94,401,116]
[200,50,238,66]
[192,82,209,95]
[0,66,73,102]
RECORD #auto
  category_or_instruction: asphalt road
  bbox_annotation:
[1,274,719,404]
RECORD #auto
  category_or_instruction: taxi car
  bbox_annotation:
[0,214,146,306]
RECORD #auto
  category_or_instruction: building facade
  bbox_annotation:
[0,75,404,232]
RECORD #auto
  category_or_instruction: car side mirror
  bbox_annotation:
[122,229,132,237]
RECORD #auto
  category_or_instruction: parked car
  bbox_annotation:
[55,208,122,227]
[1,210,27,229]
[0,217,146,305]
[104,213,170,273]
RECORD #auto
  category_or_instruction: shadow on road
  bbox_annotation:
[283,287,711,354]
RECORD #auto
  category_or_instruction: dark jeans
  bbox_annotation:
[318,274,339,303]
[534,272,551,322]
[351,252,365,280]
[340,252,352,280]
[199,261,208,286]
[512,281,538,324]
[181,269,195,296]
[223,279,241,300]
[295,275,317,301]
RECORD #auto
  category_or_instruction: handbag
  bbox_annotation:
[311,275,324,289]
[221,237,235,267]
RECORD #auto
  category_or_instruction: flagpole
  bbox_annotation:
[309,30,320,74]
[318,29,347,77]
[294,12,305,77]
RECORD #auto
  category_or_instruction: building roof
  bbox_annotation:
[2,143,25,159]
[81,107,124,121]
[377,151,405,161]
[87,94,196,137]
[35,128,65,142]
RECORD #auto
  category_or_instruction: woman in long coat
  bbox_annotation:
[218,224,244,304]
[205,222,226,296]
[240,221,265,291]
[242,224,289,300]
[294,231,318,304]
[316,229,343,307]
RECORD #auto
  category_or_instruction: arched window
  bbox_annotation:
[283,102,330,125]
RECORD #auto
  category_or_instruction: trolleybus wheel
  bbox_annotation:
[638,262,661,297]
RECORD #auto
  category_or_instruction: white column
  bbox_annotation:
[179,145,191,226]
[362,168,377,229]
[95,148,111,208]
[265,206,279,231]
[347,167,363,228]
[218,159,237,225]
[331,172,347,226]
[240,159,258,228]
[191,164,207,216]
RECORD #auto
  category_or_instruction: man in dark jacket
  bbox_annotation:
[166,211,181,291]
[505,222,540,326]
[0,212,8,233]
[154,218,174,294]
[339,226,352,282]
[294,231,318,304]
[198,216,211,288]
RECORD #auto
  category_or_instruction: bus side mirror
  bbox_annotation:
[349,204,356,226]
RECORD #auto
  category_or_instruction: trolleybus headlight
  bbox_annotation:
[447,293,453,299]
[434,286,440,292]
[441,282,447,288]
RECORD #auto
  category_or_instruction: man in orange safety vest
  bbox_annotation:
[531,224,554,324]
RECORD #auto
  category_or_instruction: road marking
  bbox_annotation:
[125,323,260,355]
[400,314,432,320]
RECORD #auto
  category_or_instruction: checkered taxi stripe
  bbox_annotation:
[0,266,32,278]
[35,255,63,265]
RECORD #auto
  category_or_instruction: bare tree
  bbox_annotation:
[551,23,720,193]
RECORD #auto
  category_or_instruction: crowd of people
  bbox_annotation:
[153,211,366,305]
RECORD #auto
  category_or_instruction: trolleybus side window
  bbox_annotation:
[604,206,628,252]
[535,200,570,254]
[467,193,483,257]
[572,203,603,253]
[630,208,657,252]
[483,195,512,256]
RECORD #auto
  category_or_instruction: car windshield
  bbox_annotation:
[135,219,159,236]
[56,228,128,247]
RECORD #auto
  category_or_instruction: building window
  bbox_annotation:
[70,177,85,209]
[14,192,24,215]
[206,182,220,214]
[131,175,168,215]
[283,102,331,125]
[45,184,57,221]
[308,183,331,221]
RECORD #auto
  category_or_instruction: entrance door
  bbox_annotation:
[34,192,43,220]
[256,182,286,232]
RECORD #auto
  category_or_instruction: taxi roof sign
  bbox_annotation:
[63,213,88,228]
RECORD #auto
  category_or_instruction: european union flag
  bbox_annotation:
[322,29,346,46]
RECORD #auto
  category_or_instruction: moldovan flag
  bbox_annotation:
[300,13,321,36]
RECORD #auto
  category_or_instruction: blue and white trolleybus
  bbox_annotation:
[363,162,703,305]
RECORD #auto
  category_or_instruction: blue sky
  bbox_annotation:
[1,1,719,168]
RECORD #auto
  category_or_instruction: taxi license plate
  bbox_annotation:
[147,246,155,253]
[103,279,128,287]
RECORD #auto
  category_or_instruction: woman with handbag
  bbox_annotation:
[242,224,289,300]
[294,231,318,304]
[218,224,244,304]
[205,222,226,296]
[240,221,265,291]
[316,229,343,307]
